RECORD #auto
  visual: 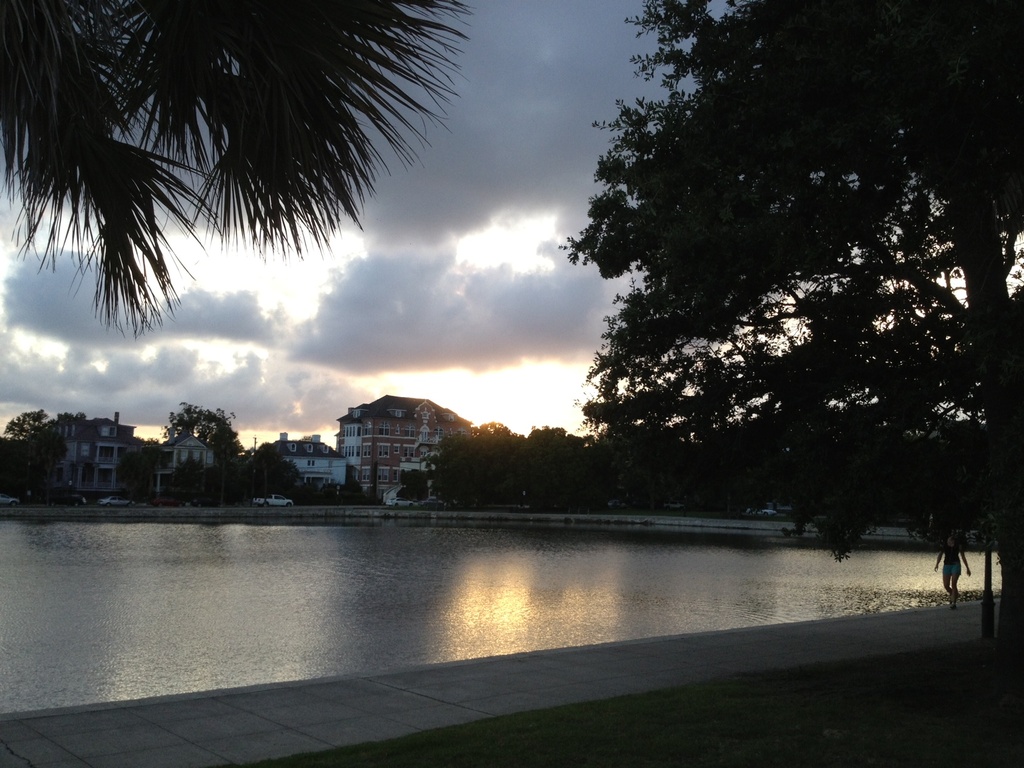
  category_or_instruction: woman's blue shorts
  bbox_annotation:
[943,563,961,576]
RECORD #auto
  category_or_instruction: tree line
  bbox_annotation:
[426,423,617,511]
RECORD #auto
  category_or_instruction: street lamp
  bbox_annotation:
[250,436,257,507]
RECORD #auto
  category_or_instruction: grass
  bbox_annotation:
[239,640,1021,768]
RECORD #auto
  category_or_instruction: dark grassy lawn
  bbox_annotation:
[238,639,1021,768]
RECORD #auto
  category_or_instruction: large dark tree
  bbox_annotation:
[1,0,466,330]
[167,403,243,505]
[429,423,525,508]
[118,441,162,501]
[3,409,67,502]
[251,442,300,500]
[569,0,1024,694]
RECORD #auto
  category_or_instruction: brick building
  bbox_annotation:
[336,395,472,501]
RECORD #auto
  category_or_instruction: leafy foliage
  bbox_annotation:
[429,424,616,510]
[251,441,301,498]
[569,0,1024,690]
[0,0,467,330]
[167,402,243,503]
[170,456,205,494]
[118,442,162,500]
[3,410,51,441]
[570,0,1024,543]
[2,409,67,501]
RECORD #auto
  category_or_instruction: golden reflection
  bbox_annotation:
[439,559,536,657]
[433,553,631,659]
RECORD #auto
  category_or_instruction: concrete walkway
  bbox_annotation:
[0,602,990,768]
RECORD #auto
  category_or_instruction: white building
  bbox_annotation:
[274,433,347,488]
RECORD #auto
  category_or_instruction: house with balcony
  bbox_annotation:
[52,412,144,497]
[273,433,346,489]
[336,395,472,501]
[154,431,214,494]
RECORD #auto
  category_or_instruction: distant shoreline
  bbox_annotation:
[0,505,916,539]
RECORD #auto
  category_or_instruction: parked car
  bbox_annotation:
[97,496,133,506]
[607,499,627,509]
[664,500,686,510]
[0,493,19,506]
[150,497,181,507]
[189,497,219,507]
[50,493,87,506]
[385,497,415,507]
[252,494,293,507]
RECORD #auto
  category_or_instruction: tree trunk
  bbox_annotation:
[996,560,1024,698]
[958,202,1024,697]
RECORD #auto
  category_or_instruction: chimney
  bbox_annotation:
[114,411,120,424]
[312,435,321,443]
[280,432,288,441]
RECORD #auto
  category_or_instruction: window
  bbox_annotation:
[362,445,371,457]
[288,443,296,452]
[378,445,390,458]
[361,467,370,482]
[378,421,391,436]
[404,425,415,438]
[377,466,388,482]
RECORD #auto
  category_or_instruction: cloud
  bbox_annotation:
[289,246,612,373]
[2,258,275,346]
[359,0,657,254]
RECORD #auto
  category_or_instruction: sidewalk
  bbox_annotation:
[0,602,988,768]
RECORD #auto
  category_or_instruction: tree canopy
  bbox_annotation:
[167,402,243,504]
[1,0,467,330]
[569,0,1024,693]
[2,409,67,501]
[428,424,615,510]
[3,409,51,441]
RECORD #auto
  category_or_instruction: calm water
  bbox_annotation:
[0,519,985,714]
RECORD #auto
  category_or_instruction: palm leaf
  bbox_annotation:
[1,0,467,329]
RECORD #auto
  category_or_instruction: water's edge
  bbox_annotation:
[1,505,915,539]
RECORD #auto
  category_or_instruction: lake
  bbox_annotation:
[0,519,985,714]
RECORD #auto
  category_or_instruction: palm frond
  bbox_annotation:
[1,0,468,329]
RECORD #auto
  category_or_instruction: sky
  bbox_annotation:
[0,1,660,448]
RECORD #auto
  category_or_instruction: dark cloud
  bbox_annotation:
[3,257,273,345]
[359,0,658,253]
[163,290,273,342]
[2,256,124,344]
[289,249,613,373]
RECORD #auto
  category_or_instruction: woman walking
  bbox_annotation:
[935,533,971,609]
